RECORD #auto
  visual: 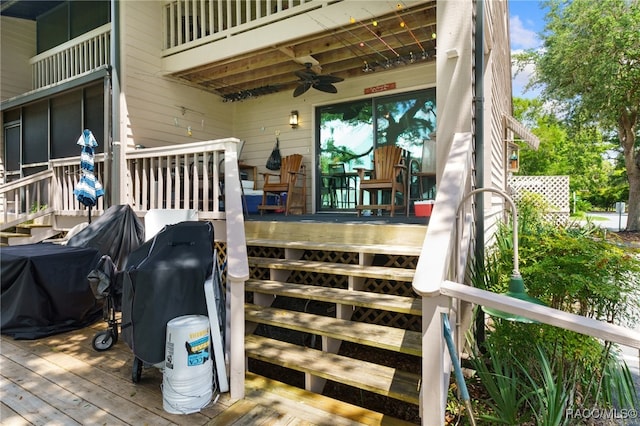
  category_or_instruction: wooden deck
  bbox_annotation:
[1,320,417,426]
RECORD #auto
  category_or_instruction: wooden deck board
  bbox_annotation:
[245,304,422,356]
[0,401,31,426]
[0,375,84,426]
[245,280,422,315]
[245,336,420,405]
[1,323,408,426]
[248,257,415,282]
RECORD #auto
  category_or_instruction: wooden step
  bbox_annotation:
[246,279,421,315]
[245,335,421,405]
[246,304,421,356]
[245,221,426,256]
[244,372,418,426]
[248,257,415,282]
[246,238,422,256]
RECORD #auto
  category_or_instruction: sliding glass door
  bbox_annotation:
[316,88,436,212]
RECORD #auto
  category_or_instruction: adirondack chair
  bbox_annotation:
[355,145,407,217]
[258,154,306,215]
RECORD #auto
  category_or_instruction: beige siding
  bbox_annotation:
[119,1,233,150]
[0,17,36,101]
[484,0,515,241]
[486,0,512,191]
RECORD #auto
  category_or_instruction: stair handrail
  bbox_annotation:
[219,138,250,400]
[0,169,55,230]
[412,132,640,425]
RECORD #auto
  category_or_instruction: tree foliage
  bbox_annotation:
[515,0,640,230]
[513,97,616,209]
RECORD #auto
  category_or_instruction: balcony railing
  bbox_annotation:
[30,23,111,90]
[162,0,319,54]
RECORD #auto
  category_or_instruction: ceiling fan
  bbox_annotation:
[293,63,344,97]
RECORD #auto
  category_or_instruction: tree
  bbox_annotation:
[515,0,640,230]
[513,98,615,209]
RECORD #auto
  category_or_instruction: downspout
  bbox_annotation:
[110,0,121,205]
[473,0,486,345]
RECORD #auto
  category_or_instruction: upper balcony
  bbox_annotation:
[161,0,437,101]
[30,23,111,90]
[7,0,435,100]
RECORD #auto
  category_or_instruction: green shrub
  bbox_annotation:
[468,194,640,422]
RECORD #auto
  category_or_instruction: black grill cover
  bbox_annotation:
[121,221,213,364]
[1,244,101,339]
[67,204,145,270]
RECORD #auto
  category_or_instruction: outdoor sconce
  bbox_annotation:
[509,151,519,171]
[289,110,299,128]
[507,142,520,172]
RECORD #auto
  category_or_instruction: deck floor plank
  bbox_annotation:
[2,307,418,426]
[0,401,33,426]
[1,339,175,425]
[0,375,83,426]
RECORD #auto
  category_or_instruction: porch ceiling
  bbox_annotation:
[169,1,437,102]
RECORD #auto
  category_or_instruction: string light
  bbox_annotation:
[361,49,434,73]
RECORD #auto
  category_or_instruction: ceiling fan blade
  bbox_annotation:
[313,83,338,94]
[317,75,344,84]
[293,82,312,97]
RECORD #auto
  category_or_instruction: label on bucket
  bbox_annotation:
[186,333,210,366]
[165,315,211,371]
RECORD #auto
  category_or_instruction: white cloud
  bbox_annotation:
[510,15,540,50]
[511,48,541,99]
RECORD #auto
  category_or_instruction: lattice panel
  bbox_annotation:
[248,246,284,258]
[352,308,421,332]
[303,250,359,265]
[288,270,349,288]
[373,254,418,269]
[214,241,227,291]
[508,175,570,225]
[363,278,415,297]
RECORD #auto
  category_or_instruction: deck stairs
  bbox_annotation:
[243,220,426,424]
[0,222,63,246]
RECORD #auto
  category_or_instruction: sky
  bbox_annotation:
[509,0,547,99]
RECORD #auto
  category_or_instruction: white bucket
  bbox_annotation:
[162,315,213,414]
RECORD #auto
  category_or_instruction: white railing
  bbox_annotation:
[162,0,319,53]
[125,139,239,220]
[412,133,640,425]
[0,169,55,229]
[51,154,106,216]
[30,23,111,89]
[126,138,249,398]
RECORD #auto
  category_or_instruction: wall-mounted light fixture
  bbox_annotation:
[507,141,520,172]
[289,110,299,128]
[509,151,519,171]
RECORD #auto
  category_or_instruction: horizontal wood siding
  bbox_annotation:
[120,1,233,151]
[485,0,514,241]
[0,17,35,101]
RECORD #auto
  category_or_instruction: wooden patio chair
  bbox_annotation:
[258,154,306,215]
[355,145,407,217]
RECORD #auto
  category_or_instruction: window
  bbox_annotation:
[3,81,106,177]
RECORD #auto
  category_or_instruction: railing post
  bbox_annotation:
[420,295,451,425]
[222,140,250,400]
